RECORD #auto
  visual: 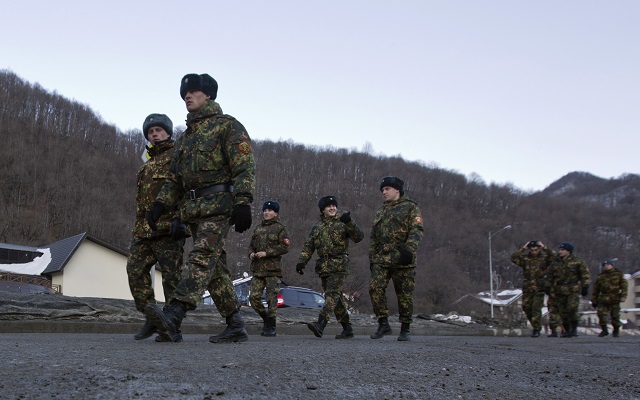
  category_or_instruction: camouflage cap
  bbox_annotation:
[180,73,218,100]
[142,113,173,141]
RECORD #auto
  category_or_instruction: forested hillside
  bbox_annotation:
[1,69,638,315]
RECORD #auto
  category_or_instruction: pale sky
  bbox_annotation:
[2,1,638,191]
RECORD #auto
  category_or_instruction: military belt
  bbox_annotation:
[321,253,348,259]
[188,183,233,200]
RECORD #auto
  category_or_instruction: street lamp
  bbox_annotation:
[488,225,511,319]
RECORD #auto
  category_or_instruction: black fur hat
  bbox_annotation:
[380,176,405,196]
[558,242,574,253]
[142,113,173,141]
[262,200,280,213]
[180,73,218,100]
[318,196,338,212]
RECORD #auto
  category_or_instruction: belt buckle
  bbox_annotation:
[189,190,196,200]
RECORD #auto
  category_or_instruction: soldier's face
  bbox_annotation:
[322,204,337,218]
[558,248,570,258]
[529,246,541,255]
[263,209,277,221]
[147,126,170,144]
[381,186,400,202]
[184,90,210,112]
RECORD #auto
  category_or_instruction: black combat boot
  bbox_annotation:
[570,322,579,337]
[560,323,572,338]
[259,313,269,336]
[598,326,609,337]
[145,301,186,343]
[154,304,183,342]
[370,317,392,339]
[263,316,277,337]
[133,318,156,340]
[531,329,540,338]
[547,327,558,337]
[209,310,249,343]
[335,322,354,339]
[397,323,411,341]
[612,326,620,338]
[307,315,328,338]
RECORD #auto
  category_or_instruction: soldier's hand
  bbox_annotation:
[339,212,352,224]
[296,263,305,275]
[581,286,589,297]
[398,247,413,266]
[230,204,252,233]
[169,218,187,240]
[146,202,166,231]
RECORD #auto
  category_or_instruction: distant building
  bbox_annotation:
[0,232,165,301]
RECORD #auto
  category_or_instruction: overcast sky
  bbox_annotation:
[2,1,638,191]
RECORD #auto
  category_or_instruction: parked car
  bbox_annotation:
[262,286,325,309]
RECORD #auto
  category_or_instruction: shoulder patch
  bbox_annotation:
[238,141,252,154]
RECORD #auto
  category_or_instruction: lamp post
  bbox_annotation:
[489,225,511,319]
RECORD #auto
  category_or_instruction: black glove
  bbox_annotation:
[230,204,252,233]
[296,263,305,275]
[169,218,187,240]
[370,263,374,272]
[145,202,166,231]
[398,248,413,266]
[591,302,598,309]
[581,286,589,297]
[339,212,352,224]
[544,288,551,296]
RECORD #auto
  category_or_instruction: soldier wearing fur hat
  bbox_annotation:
[126,113,186,342]
[145,73,256,343]
[545,242,590,338]
[591,259,628,337]
[369,176,424,341]
[248,200,291,337]
[296,195,364,339]
[510,240,554,337]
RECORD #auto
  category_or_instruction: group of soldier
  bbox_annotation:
[511,241,628,338]
[125,73,424,343]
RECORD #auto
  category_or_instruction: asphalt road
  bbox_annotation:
[1,332,639,400]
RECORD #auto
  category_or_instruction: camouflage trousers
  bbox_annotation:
[369,265,415,324]
[555,292,580,327]
[319,272,349,324]
[172,215,239,317]
[126,235,184,313]
[522,291,546,330]
[249,276,281,319]
[597,302,622,329]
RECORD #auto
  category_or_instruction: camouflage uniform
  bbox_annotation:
[297,214,364,324]
[369,196,424,324]
[248,216,290,319]
[126,139,184,314]
[591,267,628,331]
[155,100,255,315]
[510,246,554,331]
[547,253,590,335]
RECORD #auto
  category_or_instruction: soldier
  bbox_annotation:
[296,195,364,339]
[126,113,185,342]
[510,240,554,337]
[248,200,290,337]
[546,242,590,338]
[145,73,256,343]
[591,259,628,337]
[369,177,424,341]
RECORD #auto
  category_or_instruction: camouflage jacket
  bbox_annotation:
[369,197,424,268]
[248,217,291,278]
[591,268,628,304]
[510,246,554,293]
[297,215,364,276]
[132,140,178,238]
[546,254,591,296]
[155,100,256,223]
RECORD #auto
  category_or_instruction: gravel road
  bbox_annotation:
[2,332,639,399]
